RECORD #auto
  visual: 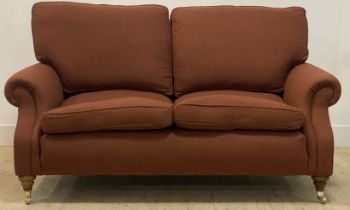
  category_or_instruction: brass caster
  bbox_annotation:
[18,176,35,205]
[24,191,32,205]
[312,176,329,205]
[317,191,327,204]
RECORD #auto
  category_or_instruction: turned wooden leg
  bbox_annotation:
[18,176,36,205]
[312,176,329,204]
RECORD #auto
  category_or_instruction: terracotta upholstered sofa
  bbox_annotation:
[4,2,341,205]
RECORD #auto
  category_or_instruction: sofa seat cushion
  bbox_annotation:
[174,90,304,131]
[41,90,173,133]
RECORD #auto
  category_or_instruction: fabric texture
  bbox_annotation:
[4,63,63,175]
[174,90,304,131]
[40,130,307,175]
[32,2,173,95]
[284,63,341,176]
[4,3,341,178]
[41,90,173,133]
[171,6,308,96]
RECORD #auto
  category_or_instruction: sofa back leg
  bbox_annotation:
[312,176,329,204]
[18,176,36,205]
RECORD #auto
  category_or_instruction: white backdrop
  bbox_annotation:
[0,0,349,145]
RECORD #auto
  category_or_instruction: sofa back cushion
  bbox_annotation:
[32,2,172,95]
[171,6,308,96]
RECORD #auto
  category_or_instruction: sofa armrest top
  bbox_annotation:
[284,63,341,108]
[5,63,64,109]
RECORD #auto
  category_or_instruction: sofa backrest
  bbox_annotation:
[171,6,308,96]
[32,2,172,95]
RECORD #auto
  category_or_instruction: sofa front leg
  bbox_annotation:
[312,176,329,204]
[18,176,36,205]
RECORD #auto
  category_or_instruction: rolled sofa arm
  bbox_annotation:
[284,63,341,108]
[5,63,64,108]
[284,63,341,176]
[4,63,64,175]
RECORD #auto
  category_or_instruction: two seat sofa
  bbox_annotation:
[5,2,341,204]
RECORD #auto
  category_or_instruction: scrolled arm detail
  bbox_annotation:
[284,63,341,109]
[4,63,64,175]
[283,63,341,176]
[5,63,64,109]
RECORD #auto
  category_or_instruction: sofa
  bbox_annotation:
[4,2,341,205]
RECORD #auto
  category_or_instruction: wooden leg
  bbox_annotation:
[312,176,329,204]
[18,176,36,205]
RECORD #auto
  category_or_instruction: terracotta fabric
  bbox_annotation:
[4,64,63,175]
[174,90,304,131]
[4,3,341,179]
[41,90,173,133]
[284,63,341,176]
[32,2,172,95]
[171,6,308,96]
[40,130,308,175]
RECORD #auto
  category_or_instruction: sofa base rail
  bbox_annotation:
[39,130,309,175]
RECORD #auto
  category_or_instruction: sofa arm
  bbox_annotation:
[284,63,341,176]
[4,63,64,175]
[284,63,341,108]
[5,63,64,109]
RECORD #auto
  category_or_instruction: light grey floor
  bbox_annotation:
[1,147,349,210]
